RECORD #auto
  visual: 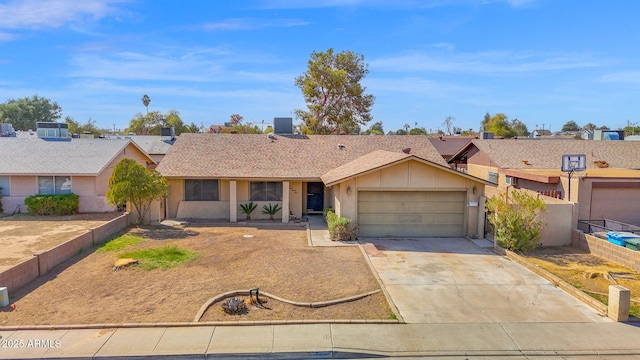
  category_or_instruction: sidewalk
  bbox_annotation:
[3,222,640,358]
[1,322,640,358]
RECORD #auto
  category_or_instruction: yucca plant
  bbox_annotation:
[239,202,258,220]
[261,203,282,221]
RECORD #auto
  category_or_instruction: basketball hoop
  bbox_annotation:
[561,154,586,201]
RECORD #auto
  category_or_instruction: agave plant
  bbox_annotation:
[239,202,258,220]
[261,203,282,221]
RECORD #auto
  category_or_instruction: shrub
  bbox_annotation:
[24,193,79,215]
[240,202,258,220]
[325,209,358,241]
[322,207,333,222]
[485,190,546,253]
[261,203,282,221]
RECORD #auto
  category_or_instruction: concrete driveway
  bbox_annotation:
[360,237,609,324]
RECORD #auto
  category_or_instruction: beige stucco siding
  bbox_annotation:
[331,160,484,238]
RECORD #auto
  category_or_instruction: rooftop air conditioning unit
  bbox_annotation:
[505,175,518,186]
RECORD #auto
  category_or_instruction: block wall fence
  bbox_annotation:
[0,212,132,295]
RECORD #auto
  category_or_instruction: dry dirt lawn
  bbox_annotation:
[0,213,123,272]
[0,223,391,325]
[526,246,640,316]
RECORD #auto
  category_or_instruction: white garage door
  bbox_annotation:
[590,186,640,226]
[358,191,466,238]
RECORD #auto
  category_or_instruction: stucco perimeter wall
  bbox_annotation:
[485,186,575,246]
[572,230,640,271]
[0,212,132,294]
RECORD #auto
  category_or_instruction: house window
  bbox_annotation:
[250,181,282,201]
[0,176,9,196]
[38,176,72,195]
[185,179,219,201]
[487,172,498,184]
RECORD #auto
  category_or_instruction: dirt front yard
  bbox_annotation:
[0,224,392,325]
[0,213,123,272]
[526,246,640,317]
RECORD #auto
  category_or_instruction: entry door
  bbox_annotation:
[307,182,324,212]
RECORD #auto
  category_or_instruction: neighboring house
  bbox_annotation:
[0,138,155,213]
[531,129,552,138]
[428,136,474,164]
[448,139,640,243]
[155,134,491,238]
[124,135,175,164]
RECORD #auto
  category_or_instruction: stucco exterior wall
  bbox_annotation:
[466,163,498,184]
[289,181,303,218]
[333,160,485,238]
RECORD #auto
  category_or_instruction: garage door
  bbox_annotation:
[590,186,640,225]
[358,191,466,238]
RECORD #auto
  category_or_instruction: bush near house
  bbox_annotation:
[24,193,79,215]
[485,189,546,253]
[325,209,358,241]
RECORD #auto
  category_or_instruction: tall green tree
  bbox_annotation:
[561,120,580,132]
[0,95,62,131]
[510,118,529,137]
[362,121,384,135]
[126,110,189,135]
[481,113,516,138]
[106,159,168,225]
[65,116,102,137]
[294,48,374,134]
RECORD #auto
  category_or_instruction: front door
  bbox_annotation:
[307,182,324,212]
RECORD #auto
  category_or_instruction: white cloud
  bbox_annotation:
[66,49,298,85]
[600,71,640,84]
[369,50,601,75]
[203,18,310,31]
[0,0,125,30]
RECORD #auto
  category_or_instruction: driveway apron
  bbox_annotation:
[361,237,609,324]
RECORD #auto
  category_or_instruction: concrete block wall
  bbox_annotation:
[0,213,131,295]
[572,229,640,271]
[35,231,93,276]
[91,212,131,245]
[0,258,39,295]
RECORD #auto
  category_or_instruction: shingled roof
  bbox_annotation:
[0,138,150,175]
[451,139,640,169]
[156,134,448,179]
[321,150,415,186]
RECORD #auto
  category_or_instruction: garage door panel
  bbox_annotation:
[358,201,464,214]
[590,188,640,225]
[360,191,465,202]
[359,224,463,238]
[358,191,466,238]
[359,213,465,226]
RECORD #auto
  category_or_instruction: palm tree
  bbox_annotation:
[141,94,150,114]
[261,203,282,221]
[240,202,258,220]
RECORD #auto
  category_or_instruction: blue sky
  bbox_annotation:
[1,0,639,134]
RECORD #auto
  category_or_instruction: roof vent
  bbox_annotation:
[402,147,411,154]
[338,144,345,150]
[267,132,276,140]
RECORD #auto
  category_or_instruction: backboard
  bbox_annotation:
[561,154,586,172]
